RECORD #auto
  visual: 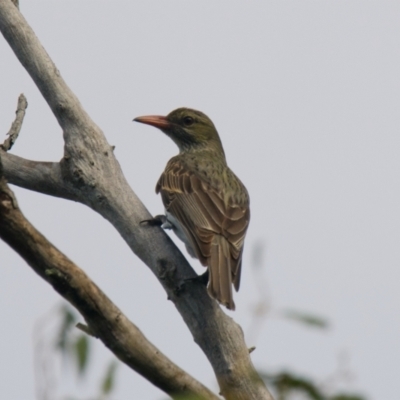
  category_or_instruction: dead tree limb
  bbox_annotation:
[0,1,272,398]
[1,93,27,151]
[0,151,219,400]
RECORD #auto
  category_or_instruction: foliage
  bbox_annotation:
[262,371,366,400]
[249,242,367,400]
[35,303,119,400]
[41,241,368,400]
[282,309,329,330]
[263,371,325,400]
[74,334,89,376]
[101,361,118,397]
[57,304,77,352]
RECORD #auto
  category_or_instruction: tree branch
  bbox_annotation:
[0,151,77,200]
[0,153,219,400]
[1,93,27,151]
[0,1,273,398]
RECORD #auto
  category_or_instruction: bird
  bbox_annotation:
[134,108,250,310]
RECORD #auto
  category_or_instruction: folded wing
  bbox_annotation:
[156,158,250,310]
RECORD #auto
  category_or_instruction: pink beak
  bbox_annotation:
[133,115,170,130]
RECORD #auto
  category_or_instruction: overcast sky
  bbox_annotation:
[1,1,399,399]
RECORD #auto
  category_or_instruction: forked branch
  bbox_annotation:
[0,1,273,398]
[0,152,219,400]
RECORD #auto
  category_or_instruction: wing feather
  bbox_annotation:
[156,157,250,305]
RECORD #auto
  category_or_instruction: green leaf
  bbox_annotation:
[330,395,367,400]
[283,309,329,329]
[261,371,368,400]
[74,334,89,376]
[56,304,77,352]
[262,371,325,400]
[101,360,118,396]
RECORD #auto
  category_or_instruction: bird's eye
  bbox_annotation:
[183,116,194,126]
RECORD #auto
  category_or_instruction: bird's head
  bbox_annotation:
[134,108,225,154]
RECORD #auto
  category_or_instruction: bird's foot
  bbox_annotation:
[140,214,172,229]
[184,270,209,287]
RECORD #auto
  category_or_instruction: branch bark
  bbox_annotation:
[0,153,219,400]
[1,93,27,151]
[0,1,273,399]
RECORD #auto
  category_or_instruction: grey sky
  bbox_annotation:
[1,1,399,399]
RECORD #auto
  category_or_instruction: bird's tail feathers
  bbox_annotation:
[208,235,235,310]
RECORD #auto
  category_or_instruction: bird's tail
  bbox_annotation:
[208,235,235,310]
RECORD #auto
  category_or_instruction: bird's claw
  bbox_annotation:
[140,214,167,227]
[183,270,209,287]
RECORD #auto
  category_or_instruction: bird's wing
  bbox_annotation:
[156,158,250,302]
